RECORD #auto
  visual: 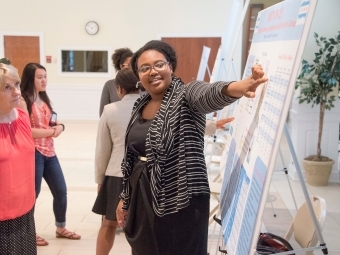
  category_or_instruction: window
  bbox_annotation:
[59,48,111,77]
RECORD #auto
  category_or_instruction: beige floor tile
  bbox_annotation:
[37,248,61,255]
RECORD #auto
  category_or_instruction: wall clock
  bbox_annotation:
[85,21,99,35]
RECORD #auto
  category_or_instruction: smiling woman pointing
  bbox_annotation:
[116,40,267,255]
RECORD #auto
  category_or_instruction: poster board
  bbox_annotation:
[196,46,211,81]
[210,0,241,83]
[207,0,241,121]
[219,0,318,254]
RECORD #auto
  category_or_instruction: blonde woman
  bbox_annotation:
[0,59,36,254]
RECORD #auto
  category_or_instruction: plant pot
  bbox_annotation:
[303,159,335,186]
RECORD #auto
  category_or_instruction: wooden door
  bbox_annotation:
[245,4,264,65]
[4,36,40,76]
[161,37,221,84]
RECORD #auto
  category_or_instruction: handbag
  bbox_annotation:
[257,232,295,255]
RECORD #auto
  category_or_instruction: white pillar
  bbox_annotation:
[288,97,340,183]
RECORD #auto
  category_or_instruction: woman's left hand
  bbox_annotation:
[216,117,235,130]
[116,199,128,228]
[222,64,268,98]
[52,125,63,138]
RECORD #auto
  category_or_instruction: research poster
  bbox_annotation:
[219,1,317,254]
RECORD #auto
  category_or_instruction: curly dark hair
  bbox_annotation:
[115,68,140,94]
[111,47,133,72]
[130,40,177,77]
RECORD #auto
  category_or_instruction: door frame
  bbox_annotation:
[0,31,45,65]
[157,32,224,42]
[158,32,243,82]
[157,32,224,83]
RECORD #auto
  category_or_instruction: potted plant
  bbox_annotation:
[295,31,340,186]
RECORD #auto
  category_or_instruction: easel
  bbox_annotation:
[206,1,250,253]
[210,0,253,121]
[268,147,298,217]
[215,124,329,255]
[209,0,329,253]
[281,124,328,254]
[205,58,237,177]
[208,137,302,255]
[197,46,212,81]
[205,0,250,166]
[207,39,248,255]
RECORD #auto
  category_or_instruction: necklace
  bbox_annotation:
[8,121,17,144]
[0,109,18,144]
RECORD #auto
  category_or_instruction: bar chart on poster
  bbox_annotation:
[218,0,318,254]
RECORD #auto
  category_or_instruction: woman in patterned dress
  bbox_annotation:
[20,63,81,246]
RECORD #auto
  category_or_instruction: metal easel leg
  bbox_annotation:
[284,124,328,254]
[278,147,298,211]
[215,227,223,255]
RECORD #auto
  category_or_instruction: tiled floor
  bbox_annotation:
[35,121,340,255]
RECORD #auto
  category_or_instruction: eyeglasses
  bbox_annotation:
[0,58,11,65]
[137,61,169,75]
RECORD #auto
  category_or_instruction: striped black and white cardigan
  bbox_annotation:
[120,77,238,217]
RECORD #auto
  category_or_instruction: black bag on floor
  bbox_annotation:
[257,232,295,255]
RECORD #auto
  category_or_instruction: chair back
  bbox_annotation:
[291,196,326,254]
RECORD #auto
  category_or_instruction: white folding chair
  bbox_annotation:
[284,196,327,255]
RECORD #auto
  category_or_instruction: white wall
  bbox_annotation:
[1,0,239,120]
[289,0,340,182]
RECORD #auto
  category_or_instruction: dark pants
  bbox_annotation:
[35,150,67,227]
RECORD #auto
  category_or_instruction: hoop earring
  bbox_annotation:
[117,85,121,96]
[136,81,141,89]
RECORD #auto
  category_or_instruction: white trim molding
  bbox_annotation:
[48,83,102,121]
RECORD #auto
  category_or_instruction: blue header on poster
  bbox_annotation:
[252,0,309,43]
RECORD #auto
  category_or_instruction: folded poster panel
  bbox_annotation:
[197,46,211,81]
[219,1,317,254]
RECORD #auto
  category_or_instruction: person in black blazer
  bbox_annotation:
[99,48,133,116]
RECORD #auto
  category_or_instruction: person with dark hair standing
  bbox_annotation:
[19,63,81,246]
[92,68,140,255]
[99,47,133,116]
[116,40,267,255]
[0,59,36,255]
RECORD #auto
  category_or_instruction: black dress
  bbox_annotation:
[92,175,123,221]
[0,207,36,255]
[124,114,210,255]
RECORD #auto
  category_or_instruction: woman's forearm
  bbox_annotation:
[31,128,54,139]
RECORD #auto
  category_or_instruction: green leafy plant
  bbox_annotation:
[295,31,340,161]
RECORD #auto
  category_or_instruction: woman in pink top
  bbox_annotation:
[0,59,36,254]
[20,63,81,246]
